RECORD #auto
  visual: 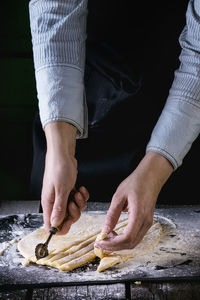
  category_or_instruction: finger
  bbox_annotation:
[57,201,81,235]
[41,186,55,232]
[79,186,90,201]
[94,230,118,247]
[51,192,69,228]
[126,222,151,250]
[123,205,141,239]
[68,200,81,223]
[96,207,153,251]
[74,192,87,211]
[96,222,149,251]
[96,203,143,251]
[95,221,144,251]
[57,218,73,235]
[102,195,125,234]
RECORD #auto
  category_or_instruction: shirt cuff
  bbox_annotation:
[146,97,200,170]
[35,65,88,139]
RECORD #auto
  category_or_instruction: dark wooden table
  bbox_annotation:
[0,201,200,300]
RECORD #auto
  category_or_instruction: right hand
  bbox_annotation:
[41,122,89,234]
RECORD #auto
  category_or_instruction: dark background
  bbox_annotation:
[1,0,199,205]
[0,1,37,200]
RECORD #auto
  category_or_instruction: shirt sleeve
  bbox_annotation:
[29,0,88,138]
[146,0,200,169]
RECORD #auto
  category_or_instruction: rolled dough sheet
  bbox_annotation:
[18,214,127,267]
[18,213,162,272]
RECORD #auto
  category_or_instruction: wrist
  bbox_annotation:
[44,121,77,156]
[135,151,173,195]
[145,150,174,174]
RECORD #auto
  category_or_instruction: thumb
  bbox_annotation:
[51,193,68,227]
[102,195,124,234]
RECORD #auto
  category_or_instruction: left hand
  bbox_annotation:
[95,151,173,251]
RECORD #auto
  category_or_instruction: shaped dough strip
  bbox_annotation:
[59,250,96,272]
[37,236,97,265]
[64,235,96,255]
[97,256,122,272]
[115,219,128,231]
[41,218,128,264]
[50,238,88,255]
[50,242,95,268]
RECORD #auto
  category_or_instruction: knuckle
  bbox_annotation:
[112,192,121,203]
[75,198,86,211]
[53,205,64,214]
[68,201,76,211]
[69,201,81,216]
[105,210,116,225]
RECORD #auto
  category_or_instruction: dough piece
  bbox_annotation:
[96,221,162,272]
[50,242,94,268]
[18,213,128,271]
[94,232,107,258]
[59,250,96,271]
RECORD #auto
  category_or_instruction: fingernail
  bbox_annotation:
[51,217,60,227]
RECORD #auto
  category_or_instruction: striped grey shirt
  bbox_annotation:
[29,0,88,137]
[29,0,200,170]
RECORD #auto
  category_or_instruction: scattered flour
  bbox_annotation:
[13,257,30,266]
[0,239,20,256]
